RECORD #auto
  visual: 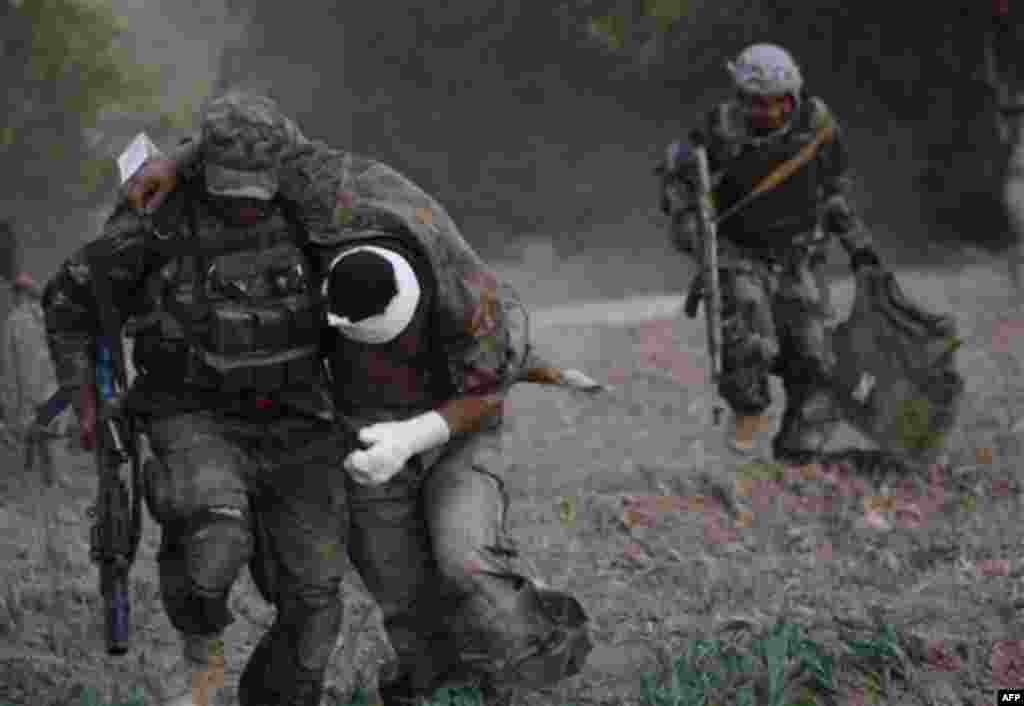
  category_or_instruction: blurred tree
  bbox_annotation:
[0,0,161,211]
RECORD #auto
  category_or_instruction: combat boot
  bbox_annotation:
[163,634,226,706]
[772,386,840,467]
[728,413,770,455]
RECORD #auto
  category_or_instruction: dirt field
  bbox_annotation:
[2,241,1023,706]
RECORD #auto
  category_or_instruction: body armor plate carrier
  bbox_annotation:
[151,201,325,395]
[715,112,822,249]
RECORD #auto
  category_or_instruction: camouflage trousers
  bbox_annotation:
[346,432,592,704]
[141,408,351,706]
[715,242,842,463]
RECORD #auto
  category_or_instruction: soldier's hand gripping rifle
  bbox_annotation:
[688,130,725,427]
[86,247,144,656]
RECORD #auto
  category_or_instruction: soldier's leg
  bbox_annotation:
[718,267,779,451]
[143,412,255,706]
[771,262,842,465]
[37,437,58,487]
[236,420,350,706]
[424,435,592,696]
[345,458,458,705]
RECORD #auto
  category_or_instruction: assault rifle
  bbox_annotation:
[87,246,144,656]
[687,130,725,427]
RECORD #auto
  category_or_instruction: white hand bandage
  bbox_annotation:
[560,368,605,393]
[344,411,451,486]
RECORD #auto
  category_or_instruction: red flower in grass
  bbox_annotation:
[703,516,738,546]
[924,640,962,672]
[990,318,1024,353]
[975,559,1011,578]
[746,480,783,514]
[782,493,832,516]
[605,367,630,387]
[991,640,1024,688]
[990,478,1014,500]
[622,542,647,565]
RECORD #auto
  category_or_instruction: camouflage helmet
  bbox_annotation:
[727,43,804,139]
[199,92,305,200]
[727,44,803,98]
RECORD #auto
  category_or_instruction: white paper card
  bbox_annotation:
[117,133,164,185]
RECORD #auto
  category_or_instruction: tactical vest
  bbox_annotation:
[714,103,823,250]
[135,198,326,396]
[320,235,453,416]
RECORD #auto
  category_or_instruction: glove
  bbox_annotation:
[666,140,695,173]
[344,411,451,486]
[74,384,97,452]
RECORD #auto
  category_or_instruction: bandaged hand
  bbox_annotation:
[344,411,451,486]
[560,368,606,393]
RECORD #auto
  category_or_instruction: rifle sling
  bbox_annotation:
[714,123,834,227]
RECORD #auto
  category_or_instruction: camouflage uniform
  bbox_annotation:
[43,94,351,706]
[659,95,876,463]
[3,288,64,483]
[320,235,590,705]
[166,127,592,703]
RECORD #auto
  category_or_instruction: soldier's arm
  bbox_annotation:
[42,204,175,393]
[812,98,875,255]
[2,320,20,424]
[703,104,734,181]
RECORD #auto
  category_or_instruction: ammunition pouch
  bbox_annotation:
[158,227,326,396]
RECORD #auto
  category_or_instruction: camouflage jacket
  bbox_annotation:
[660,95,873,258]
[3,299,59,427]
[50,136,539,431]
[41,193,336,419]
[168,136,540,403]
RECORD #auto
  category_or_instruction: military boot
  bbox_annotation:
[728,413,770,456]
[772,386,841,467]
[163,634,226,706]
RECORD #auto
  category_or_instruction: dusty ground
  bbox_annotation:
[2,238,1024,706]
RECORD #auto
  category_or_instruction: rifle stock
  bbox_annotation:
[689,130,725,427]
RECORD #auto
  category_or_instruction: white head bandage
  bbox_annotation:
[324,245,421,344]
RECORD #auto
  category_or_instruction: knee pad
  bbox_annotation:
[718,367,772,416]
[186,508,253,598]
[723,322,779,367]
